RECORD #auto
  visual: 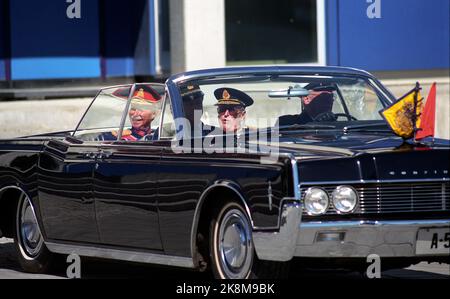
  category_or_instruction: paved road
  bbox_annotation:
[1,238,448,279]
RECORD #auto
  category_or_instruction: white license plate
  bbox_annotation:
[416,228,450,255]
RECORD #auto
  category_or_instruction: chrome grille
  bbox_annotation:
[301,181,450,214]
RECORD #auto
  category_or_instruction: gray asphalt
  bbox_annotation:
[1,237,448,279]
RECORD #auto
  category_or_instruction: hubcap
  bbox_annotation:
[218,209,253,278]
[19,195,43,257]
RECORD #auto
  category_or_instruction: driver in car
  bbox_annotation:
[277,83,334,127]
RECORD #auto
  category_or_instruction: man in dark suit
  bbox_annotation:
[179,84,214,139]
[277,83,335,127]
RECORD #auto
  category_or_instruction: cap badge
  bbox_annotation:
[223,89,230,100]
[136,88,145,98]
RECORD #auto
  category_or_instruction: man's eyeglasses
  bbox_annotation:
[217,105,243,117]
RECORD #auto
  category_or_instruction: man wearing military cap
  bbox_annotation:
[99,84,162,141]
[126,86,162,140]
[214,87,254,133]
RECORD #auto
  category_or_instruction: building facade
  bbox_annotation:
[0,0,448,85]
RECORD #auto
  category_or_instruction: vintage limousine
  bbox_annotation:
[0,66,448,279]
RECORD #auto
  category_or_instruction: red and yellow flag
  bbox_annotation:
[380,84,423,139]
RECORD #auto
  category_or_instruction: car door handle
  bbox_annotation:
[83,152,112,160]
[100,151,112,159]
[97,151,112,160]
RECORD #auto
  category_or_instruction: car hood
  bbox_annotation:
[261,131,450,182]
[272,131,449,155]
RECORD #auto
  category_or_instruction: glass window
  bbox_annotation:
[177,75,387,135]
[337,80,384,120]
[226,0,317,65]
[160,95,176,139]
[73,86,131,141]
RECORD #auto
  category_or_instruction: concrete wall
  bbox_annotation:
[169,0,226,74]
[0,98,92,138]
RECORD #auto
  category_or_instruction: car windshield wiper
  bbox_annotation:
[343,123,391,133]
[278,124,336,131]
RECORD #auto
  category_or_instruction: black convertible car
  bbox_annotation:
[0,66,448,279]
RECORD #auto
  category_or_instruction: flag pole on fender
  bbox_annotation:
[413,82,422,143]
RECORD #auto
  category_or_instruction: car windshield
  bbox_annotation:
[177,75,389,134]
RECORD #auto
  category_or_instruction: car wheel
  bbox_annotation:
[209,201,290,279]
[14,193,53,273]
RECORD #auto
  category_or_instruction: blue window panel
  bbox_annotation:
[9,0,100,80]
[102,0,156,77]
[0,0,6,81]
[0,61,5,80]
[147,0,157,76]
[12,58,100,80]
[106,58,135,78]
[325,0,340,66]
[327,0,449,71]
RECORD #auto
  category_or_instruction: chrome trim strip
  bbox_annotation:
[443,183,447,210]
[98,83,136,91]
[72,91,100,136]
[300,178,450,185]
[157,88,169,140]
[0,185,27,196]
[290,156,301,200]
[269,142,355,157]
[0,150,40,153]
[45,242,195,268]
[117,83,137,140]
[167,66,377,85]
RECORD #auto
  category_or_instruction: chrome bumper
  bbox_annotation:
[253,201,302,262]
[295,219,450,258]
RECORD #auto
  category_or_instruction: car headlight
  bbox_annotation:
[332,186,358,213]
[304,187,329,216]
